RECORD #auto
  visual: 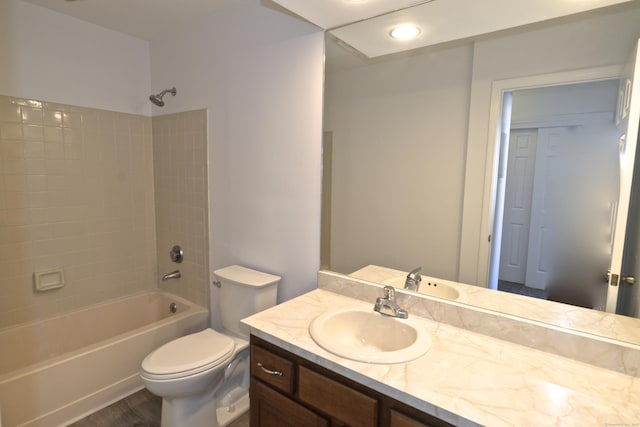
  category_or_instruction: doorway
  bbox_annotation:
[491,80,621,309]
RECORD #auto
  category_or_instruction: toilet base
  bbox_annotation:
[216,391,250,426]
[160,386,217,427]
[160,388,249,427]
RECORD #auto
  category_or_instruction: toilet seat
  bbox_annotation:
[141,329,235,380]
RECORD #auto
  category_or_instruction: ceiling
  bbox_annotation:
[269,0,429,29]
[277,0,635,57]
[21,0,241,41]
[20,0,637,56]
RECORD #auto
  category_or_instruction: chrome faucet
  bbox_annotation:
[374,286,408,319]
[162,270,181,281]
[404,267,422,291]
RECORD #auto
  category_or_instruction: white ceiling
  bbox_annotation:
[268,0,429,29]
[21,0,241,41]
[20,0,637,56]
[315,0,634,57]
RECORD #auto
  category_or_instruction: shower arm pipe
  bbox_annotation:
[157,88,176,97]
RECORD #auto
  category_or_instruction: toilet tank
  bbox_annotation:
[214,265,280,337]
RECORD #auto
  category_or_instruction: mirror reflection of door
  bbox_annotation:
[496,80,621,310]
[608,40,640,317]
[617,139,640,317]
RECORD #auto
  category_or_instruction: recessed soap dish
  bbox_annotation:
[34,269,65,292]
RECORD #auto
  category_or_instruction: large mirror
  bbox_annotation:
[321,1,640,344]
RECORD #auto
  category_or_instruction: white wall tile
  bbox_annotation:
[0,95,157,328]
[153,110,209,309]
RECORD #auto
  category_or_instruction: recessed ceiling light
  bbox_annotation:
[389,24,421,41]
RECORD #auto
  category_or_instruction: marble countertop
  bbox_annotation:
[349,265,640,347]
[242,288,640,427]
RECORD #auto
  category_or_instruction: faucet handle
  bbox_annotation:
[375,286,409,319]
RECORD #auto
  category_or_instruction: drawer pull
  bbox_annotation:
[257,362,283,376]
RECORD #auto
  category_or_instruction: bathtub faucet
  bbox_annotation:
[162,270,181,281]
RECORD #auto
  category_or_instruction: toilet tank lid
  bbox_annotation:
[214,265,281,287]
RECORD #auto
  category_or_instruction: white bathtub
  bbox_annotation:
[0,291,208,427]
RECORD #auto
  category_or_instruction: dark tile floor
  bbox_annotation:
[70,388,250,427]
[498,279,549,299]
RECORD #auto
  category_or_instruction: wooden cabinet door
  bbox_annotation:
[389,408,454,427]
[251,378,328,427]
[390,409,430,427]
[298,366,378,427]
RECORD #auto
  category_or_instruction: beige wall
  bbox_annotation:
[324,43,473,278]
[0,95,156,328]
[153,110,209,309]
[0,0,151,116]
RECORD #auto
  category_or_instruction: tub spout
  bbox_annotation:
[162,270,181,281]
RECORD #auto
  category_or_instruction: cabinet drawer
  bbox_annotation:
[298,366,378,427]
[251,345,295,394]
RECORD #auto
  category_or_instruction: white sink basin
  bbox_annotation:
[381,277,460,300]
[309,309,431,364]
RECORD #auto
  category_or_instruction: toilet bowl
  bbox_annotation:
[140,265,280,427]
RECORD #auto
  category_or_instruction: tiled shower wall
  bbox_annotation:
[153,110,209,309]
[0,95,157,328]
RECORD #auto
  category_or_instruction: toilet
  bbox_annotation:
[140,265,280,427]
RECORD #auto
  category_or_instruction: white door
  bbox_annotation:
[606,39,640,313]
[525,127,566,290]
[499,130,538,283]
[522,123,618,305]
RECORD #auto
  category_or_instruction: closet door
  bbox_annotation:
[499,129,538,284]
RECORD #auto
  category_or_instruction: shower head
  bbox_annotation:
[149,87,176,107]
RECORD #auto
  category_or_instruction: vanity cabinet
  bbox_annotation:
[250,335,453,427]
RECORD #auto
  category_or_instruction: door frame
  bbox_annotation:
[476,65,624,289]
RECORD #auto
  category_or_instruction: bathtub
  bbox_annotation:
[0,291,208,427]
